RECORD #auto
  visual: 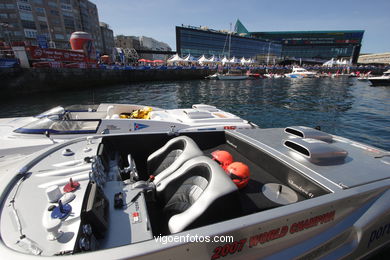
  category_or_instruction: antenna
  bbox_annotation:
[228,23,232,59]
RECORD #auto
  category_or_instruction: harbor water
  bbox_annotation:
[0,77,389,151]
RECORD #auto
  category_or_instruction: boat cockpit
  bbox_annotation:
[0,128,339,256]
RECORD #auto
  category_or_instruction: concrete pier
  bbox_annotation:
[0,68,214,98]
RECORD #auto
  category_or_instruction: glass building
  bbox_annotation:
[176,26,282,63]
[176,20,364,64]
[250,30,364,63]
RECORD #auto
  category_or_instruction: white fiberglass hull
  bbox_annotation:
[0,103,256,157]
[0,127,389,259]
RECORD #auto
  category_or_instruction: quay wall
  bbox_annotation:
[0,67,385,99]
[0,68,214,98]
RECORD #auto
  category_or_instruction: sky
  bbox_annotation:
[91,0,390,54]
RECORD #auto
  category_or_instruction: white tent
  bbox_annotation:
[323,58,335,67]
[183,54,197,63]
[197,55,209,65]
[323,58,350,67]
[240,57,250,65]
[207,55,221,63]
[167,54,183,63]
[229,56,239,64]
[221,56,231,65]
[248,58,256,64]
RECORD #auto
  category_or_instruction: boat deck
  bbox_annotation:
[204,144,306,215]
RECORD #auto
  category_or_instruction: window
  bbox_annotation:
[17,3,32,12]
[24,29,37,38]
[31,0,43,4]
[0,13,7,19]
[50,10,59,16]
[62,11,73,17]
[19,0,30,3]
[19,12,34,21]
[35,7,45,14]
[14,31,23,36]
[61,4,72,11]
[55,33,64,40]
[63,17,74,28]
[21,20,36,29]
[37,16,46,22]
[9,13,18,19]
[6,4,16,9]
[48,1,58,8]
[39,23,47,29]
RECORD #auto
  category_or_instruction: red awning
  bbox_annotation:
[138,59,152,62]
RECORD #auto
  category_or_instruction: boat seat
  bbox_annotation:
[105,105,115,119]
[156,156,239,234]
[147,136,203,184]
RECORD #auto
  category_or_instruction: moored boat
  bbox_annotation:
[217,70,249,80]
[285,66,317,78]
[368,69,390,86]
[0,126,389,259]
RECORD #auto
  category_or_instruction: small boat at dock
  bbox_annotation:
[285,66,317,78]
[217,69,249,80]
[367,69,390,86]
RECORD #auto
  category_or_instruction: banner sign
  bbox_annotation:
[27,46,86,62]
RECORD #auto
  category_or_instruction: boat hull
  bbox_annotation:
[217,75,249,80]
[368,78,390,86]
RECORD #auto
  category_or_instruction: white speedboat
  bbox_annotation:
[285,66,317,78]
[205,72,220,79]
[368,69,390,86]
[0,126,389,259]
[0,103,256,157]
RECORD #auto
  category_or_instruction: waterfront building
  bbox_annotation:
[358,52,390,65]
[0,0,104,51]
[176,25,282,64]
[115,35,141,50]
[176,20,364,64]
[250,31,364,64]
[99,22,114,55]
[236,20,364,64]
[115,35,172,60]
[139,36,171,60]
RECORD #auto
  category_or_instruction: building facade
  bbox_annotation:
[0,0,103,51]
[115,35,172,60]
[250,30,364,64]
[358,52,390,64]
[176,25,282,63]
[99,22,114,55]
[115,35,141,50]
[176,21,364,64]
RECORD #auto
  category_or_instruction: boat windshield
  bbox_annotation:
[14,117,100,134]
[64,104,99,112]
[35,106,65,118]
